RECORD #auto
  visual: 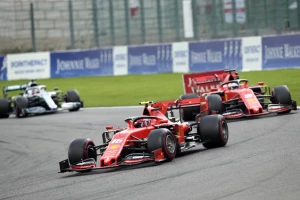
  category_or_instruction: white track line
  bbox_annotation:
[82,106,142,110]
[82,106,300,110]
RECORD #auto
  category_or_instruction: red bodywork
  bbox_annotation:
[181,70,296,120]
[177,79,294,120]
[182,70,239,95]
[59,102,191,172]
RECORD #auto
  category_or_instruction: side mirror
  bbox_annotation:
[106,126,114,130]
[19,92,24,96]
[54,87,59,91]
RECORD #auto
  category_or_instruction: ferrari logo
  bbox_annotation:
[225,94,228,101]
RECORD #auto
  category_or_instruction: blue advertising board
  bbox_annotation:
[189,39,242,72]
[0,56,7,81]
[50,48,113,78]
[262,34,300,70]
[128,44,172,74]
[224,39,243,71]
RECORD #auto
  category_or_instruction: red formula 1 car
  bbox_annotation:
[177,79,297,121]
[59,101,228,173]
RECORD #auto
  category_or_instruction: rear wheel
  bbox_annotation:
[197,115,228,149]
[207,94,223,114]
[68,138,97,165]
[148,128,177,161]
[0,98,10,118]
[271,85,292,114]
[15,97,28,118]
[66,90,81,112]
[179,93,199,121]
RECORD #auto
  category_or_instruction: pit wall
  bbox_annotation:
[0,34,299,81]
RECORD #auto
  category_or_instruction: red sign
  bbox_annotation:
[182,70,225,94]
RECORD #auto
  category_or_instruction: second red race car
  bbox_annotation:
[176,77,297,121]
[59,101,228,173]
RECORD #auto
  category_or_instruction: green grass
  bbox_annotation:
[0,69,299,107]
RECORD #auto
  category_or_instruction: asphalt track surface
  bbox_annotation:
[1,107,300,200]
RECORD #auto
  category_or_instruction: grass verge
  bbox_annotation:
[0,69,299,107]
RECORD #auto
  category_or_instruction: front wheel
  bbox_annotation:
[66,90,81,112]
[68,138,97,166]
[198,115,228,149]
[15,97,29,118]
[147,128,177,161]
[271,85,292,114]
[0,98,10,118]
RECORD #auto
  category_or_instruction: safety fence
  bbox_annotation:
[0,33,299,81]
[0,0,300,54]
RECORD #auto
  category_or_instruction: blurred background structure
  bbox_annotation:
[0,0,299,54]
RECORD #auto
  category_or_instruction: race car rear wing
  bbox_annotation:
[2,84,27,98]
[182,69,240,95]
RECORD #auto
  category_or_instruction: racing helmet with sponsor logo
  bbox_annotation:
[134,119,151,128]
[228,82,239,90]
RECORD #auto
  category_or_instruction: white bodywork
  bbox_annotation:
[22,86,80,114]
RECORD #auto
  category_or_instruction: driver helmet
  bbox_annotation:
[134,119,151,128]
[228,82,238,90]
[32,87,40,95]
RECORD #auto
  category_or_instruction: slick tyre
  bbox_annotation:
[0,98,10,118]
[271,85,292,114]
[15,97,28,118]
[198,115,228,149]
[207,94,223,114]
[66,90,81,112]
[179,93,199,121]
[148,129,177,161]
[68,138,97,165]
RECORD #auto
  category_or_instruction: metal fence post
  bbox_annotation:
[174,0,180,41]
[253,1,259,36]
[212,0,217,38]
[297,0,300,28]
[92,0,99,47]
[124,0,130,45]
[219,0,224,30]
[275,0,282,34]
[263,0,268,27]
[192,0,199,40]
[232,0,238,37]
[245,0,251,27]
[30,3,36,52]
[109,0,115,46]
[140,0,146,44]
[157,0,163,43]
[285,0,290,24]
[68,0,75,49]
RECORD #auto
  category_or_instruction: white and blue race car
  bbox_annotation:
[0,80,83,118]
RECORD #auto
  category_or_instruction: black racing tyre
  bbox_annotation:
[147,128,177,161]
[66,90,81,112]
[68,138,97,165]
[207,94,223,114]
[197,115,228,149]
[0,98,10,118]
[271,85,292,114]
[179,93,199,122]
[15,97,29,118]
